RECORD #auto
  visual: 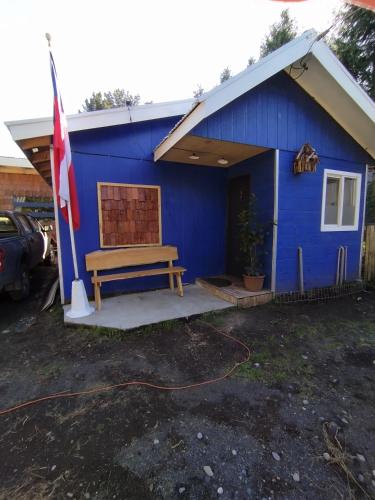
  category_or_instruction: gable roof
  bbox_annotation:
[5,98,195,142]
[5,98,194,186]
[154,29,375,161]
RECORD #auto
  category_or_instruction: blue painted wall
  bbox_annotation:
[192,72,369,164]
[59,117,228,301]
[191,71,368,291]
[59,71,370,300]
[228,150,275,288]
[276,151,365,292]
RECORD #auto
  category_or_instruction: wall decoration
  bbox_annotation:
[293,143,320,174]
[97,182,161,248]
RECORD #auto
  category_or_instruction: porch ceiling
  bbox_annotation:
[16,136,52,186]
[160,135,269,168]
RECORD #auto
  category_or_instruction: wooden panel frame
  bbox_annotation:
[97,182,162,248]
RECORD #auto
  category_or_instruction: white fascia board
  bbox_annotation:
[154,30,318,161]
[312,41,375,123]
[5,99,194,142]
[0,156,32,168]
[294,52,375,159]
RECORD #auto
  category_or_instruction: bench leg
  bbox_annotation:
[176,273,183,297]
[94,282,101,311]
[169,273,175,291]
[168,260,174,291]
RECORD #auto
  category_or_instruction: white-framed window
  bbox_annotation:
[321,169,362,232]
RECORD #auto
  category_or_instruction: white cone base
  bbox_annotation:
[66,279,94,318]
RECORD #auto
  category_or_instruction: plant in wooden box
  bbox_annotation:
[238,195,266,292]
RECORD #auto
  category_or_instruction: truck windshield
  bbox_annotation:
[0,215,19,237]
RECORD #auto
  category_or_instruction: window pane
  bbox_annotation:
[0,216,18,234]
[28,217,39,231]
[17,215,32,233]
[324,177,339,225]
[342,177,356,226]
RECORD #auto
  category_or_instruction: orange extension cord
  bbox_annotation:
[0,320,251,417]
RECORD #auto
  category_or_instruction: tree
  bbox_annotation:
[82,91,109,112]
[220,67,231,84]
[82,88,140,112]
[247,56,256,67]
[260,9,297,58]
[331,5,375,99]
[193,84,204,99]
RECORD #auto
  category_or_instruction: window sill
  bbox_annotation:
[321,224,358,232]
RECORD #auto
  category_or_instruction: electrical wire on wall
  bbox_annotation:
[288,7,359,81]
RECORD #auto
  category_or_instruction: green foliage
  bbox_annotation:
[247,56,256,67]
[330,5,375,99]
[193,84,204,99]
[82,88,140,112]
[237,194,267,276]
[260,9,297,58]
[220,67,231,84]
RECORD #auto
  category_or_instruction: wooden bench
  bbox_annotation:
[85,245,186,311]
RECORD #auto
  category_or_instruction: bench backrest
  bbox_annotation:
[86,245,178,272]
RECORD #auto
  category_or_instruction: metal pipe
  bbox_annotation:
[340,247,345,285]
[298,246,304,294]
[344,246,348,282]
[336,247,342,286]
[336,246,344,285]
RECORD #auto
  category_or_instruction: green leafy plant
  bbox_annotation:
[238,194,267,277]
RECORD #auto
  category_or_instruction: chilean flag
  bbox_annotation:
[49,52,80,230]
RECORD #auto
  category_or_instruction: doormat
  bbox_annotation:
[202,277,232,288]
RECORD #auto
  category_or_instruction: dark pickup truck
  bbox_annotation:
[0,211,45,300]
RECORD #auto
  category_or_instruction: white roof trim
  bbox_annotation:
[5,98,194,142]
[311,41,374,121]
[0,156,32,168]
[154,30,375,161]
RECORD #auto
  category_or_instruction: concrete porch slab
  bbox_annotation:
[63,284,233,331]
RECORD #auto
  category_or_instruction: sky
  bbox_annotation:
[0,0,343,158]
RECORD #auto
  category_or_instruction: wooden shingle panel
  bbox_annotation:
[97,182,162,248]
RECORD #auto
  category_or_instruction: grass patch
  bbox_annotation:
[237,362,267,381]
[200,309,233,327]
[69,318,184,342]
[38,362,63,379]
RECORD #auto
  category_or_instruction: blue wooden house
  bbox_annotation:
[7,30,375,304]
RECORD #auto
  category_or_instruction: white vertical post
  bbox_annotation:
[50,145,65,304]
[359,164,368,279]
[271,149,279,293]
[67,200,79,280]
[65,193,94,318]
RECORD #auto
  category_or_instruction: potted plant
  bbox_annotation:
[238,195,267,291]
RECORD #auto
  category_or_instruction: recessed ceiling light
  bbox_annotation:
[32,147,39,153]
[217,158,229,165]
[189,153,200,160]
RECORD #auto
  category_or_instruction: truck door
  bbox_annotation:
[16,214,43,268]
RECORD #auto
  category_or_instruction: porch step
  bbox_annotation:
[196,276,273,308]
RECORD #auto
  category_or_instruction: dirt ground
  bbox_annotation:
[0,267,375,500]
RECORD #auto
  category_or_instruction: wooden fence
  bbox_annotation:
[13,198,54,220]
[364,224,375,281]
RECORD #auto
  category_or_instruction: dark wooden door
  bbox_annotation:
[227,175,250,276]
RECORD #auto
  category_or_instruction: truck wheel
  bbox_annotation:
[9,268,31,301]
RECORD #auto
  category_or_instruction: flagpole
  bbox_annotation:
[46,32,93,318]
[67,200,79,280]
[49,145,65,303]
